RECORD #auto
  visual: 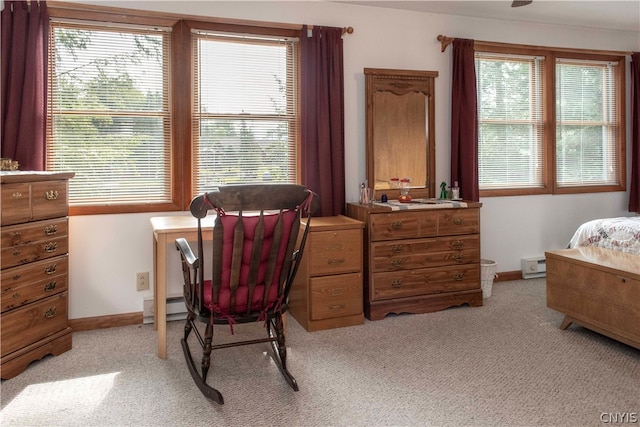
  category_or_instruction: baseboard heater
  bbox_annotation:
[143,296,187,324]
[521,256,546,279]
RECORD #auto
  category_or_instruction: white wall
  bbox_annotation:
[67,1,639,319]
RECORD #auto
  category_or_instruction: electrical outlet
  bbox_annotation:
[136,272,149,291]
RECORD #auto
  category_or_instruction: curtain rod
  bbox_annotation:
[437,34,632,56]
[308,25,354,35]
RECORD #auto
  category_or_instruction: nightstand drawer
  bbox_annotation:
[308,229,362,276]
[310,273,363,320]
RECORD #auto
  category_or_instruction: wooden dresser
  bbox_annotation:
[347,202,483,320]
[1,171,74,379]
[289,215,364,331]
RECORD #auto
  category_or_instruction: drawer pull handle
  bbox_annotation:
[453,253,464,262]
[11,231,22,244]
[453,272,464,281]
[45,190,59,200]
[329,304,345,310]
[45,225,59,235]
[45,264,58,275]
[44,281,57,292]
[44,242,59,253]
[12,291,20,299]
[44,307,57,318]
[12,249,21,257]
[453,217,463,225]
[12,191,22,198]
[391,244,403,253]
[391,279,403,288]
[391,221,403,230]
[12,274,21,281]
[452,240,464,249]
[391,259,404,268]
[327,258,345,265]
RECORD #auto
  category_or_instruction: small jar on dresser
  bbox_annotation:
[1,171,74,379]
[289,215,365,332]
[347,201,483,320]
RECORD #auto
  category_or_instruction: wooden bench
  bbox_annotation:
[545,247,640,350]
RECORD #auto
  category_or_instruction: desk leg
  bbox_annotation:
[153,234,158,331]
[156,234,168,359]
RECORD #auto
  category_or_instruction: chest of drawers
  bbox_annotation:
[1,171,74,379]
[347,202,483,320]
[289,215,364,331]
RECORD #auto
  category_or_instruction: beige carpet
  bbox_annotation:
[1,278,638,427]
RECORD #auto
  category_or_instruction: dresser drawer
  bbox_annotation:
[31,181,69,221]
[310,273,363,320]
[438,209,479,235]
[1,291,68,357]
[371,212,421,241]
[371,235,480,272]
[1,183,31,226]
[1,235,68,270]
[308,229,362,276]
[1,255,68,313]
[370,264,480,301]
[1,218,69,270]
[1,218,68,247]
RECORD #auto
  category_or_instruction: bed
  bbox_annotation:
[546,216,640,350]
[567,216,640,255]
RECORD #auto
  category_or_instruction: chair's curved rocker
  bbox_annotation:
[175,184,317,403]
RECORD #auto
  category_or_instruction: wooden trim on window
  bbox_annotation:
[48,1,303,32]
[476,43,627,198]
[473,40,632,57]
[173,21,192,211]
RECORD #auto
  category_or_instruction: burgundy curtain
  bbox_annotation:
[1,0,49,171]
[450,38,479,202]
[300,25,345,217]
[629,52,640,213]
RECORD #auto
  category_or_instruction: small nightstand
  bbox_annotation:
[289,215,364,331]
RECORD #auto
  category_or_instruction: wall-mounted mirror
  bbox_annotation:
[365,68,438,200]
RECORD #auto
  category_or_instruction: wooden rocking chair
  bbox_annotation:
[175,184,317,403]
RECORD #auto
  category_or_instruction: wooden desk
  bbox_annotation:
[150,216,215,359]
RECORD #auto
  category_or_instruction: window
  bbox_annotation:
[476,53,544,190]
[46,8,304,214]
[47,20,173,209]
[475,45,626,196]
[190,29,299,197]
[556,58,621,188]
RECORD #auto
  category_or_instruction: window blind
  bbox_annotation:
[191,30,299,197]
[475,52,545,190]
[556,58,620,187]
[47,20,172,205]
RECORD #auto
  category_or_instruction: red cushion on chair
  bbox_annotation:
[202,210,296,314]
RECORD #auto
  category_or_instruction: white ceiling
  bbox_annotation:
[334,1,640,32]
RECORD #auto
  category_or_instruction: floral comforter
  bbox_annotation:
[568,217,640,255]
